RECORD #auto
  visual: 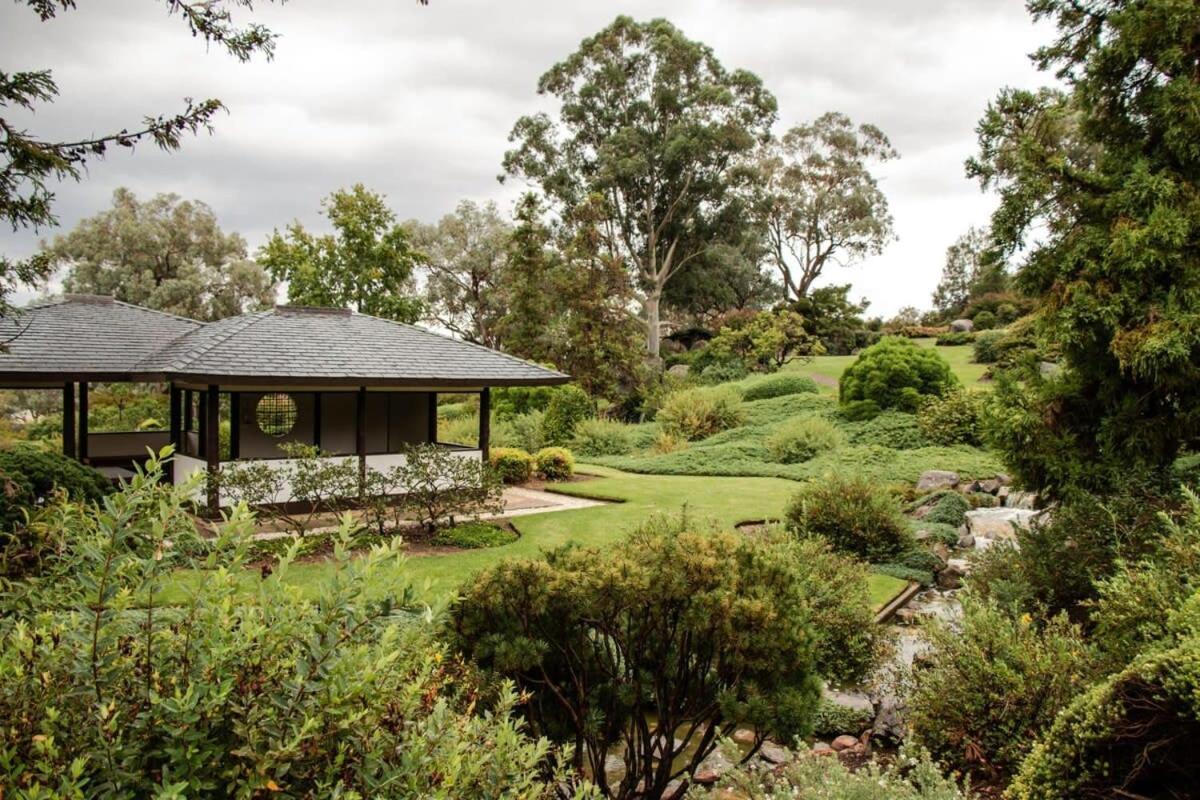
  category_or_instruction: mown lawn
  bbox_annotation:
[786,339,989,394]
[168,465,907,609]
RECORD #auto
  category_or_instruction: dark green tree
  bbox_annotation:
[503,16,777,357]
[1,0,283,314]
[969,0,1200,495]
[495,194,562,365]
[258,185,423,322]
[930,226,1009,319]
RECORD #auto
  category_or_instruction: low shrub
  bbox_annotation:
[845,411,931,449]
[840,399,881,422]
[923,492,970,527]
[742,374,819,402]
[489,447,534,484]
[914,521,961,546]
[534,446,574,481]
[706,745,972,800]
[935,331,975,346]
[811,697,873,740]
[972,309,997,330]
[872,562,934,586]
[541,385,594,445]
[767,416,844,464]
[506,410,546,453]
[909,597,1095,782]
[657,386,744,441]
[785,474,912,561]
[572,418,635,456]
[699,359,750,385]
[0,445,110,527]
[972,330,1005,364]
[839,337,959,413]
[918,390,983,446]
[432,521,516,549]
[651,431,688,454]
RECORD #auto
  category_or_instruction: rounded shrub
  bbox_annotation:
[972,309,997,330]
[767,417,844,464]
[571,418,634,457]
[917,389,984,446]
[742,374,819,402]
[541,385,594,445]
[923,491,970,527]
[534,447,574,481]
[656,386,744,441]
[838,336,959,413]
[972,329,1005,364]
[488,447,534,484]
[0,446,110,528]
[784,474,912,561]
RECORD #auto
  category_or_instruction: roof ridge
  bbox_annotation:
[360,313,570,379]
[110,298,206,326]
[136,310,271,371]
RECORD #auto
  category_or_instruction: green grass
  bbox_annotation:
[786,339,989,394]
[168,465,908,610]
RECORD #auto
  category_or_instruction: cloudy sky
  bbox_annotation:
[3,0,1052,316]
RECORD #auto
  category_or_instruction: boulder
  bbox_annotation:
[823,687,873,715]
[667,364,690,378]
[937,560,967,590]
[694,768,722,786]
[978,478,1002,494]
[965,507,1040,540]
[731,728,756,745]
[997,486,1011,504]
[996,473,1012,486]
[916,470,960,491]
[931,542,951,565]
[950,318,974,332]
[811,742,835,757]
[831,735,860,752]
[758,741,792,764]
[956,529,976,549]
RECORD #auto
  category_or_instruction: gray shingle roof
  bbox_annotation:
[0,299,568,387]
[0,295,202,381]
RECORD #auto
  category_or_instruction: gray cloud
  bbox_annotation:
[2,0,1052,314]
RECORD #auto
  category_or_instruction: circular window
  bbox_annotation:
[256,393,298,437]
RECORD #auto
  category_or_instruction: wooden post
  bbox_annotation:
[427,392,438,444]
[78,381,89,463]
[184,389,193,432]
[169,383,182,481]
[205,385,220,513]
[229,392,241,460]
[479,387,490,462]
[313,392,322,449]
[356,387,367,494]
[62,382,76,459]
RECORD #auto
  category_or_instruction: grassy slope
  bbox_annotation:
[168,465,907,609]
[591,392,1002,484]
[786,339,989,394]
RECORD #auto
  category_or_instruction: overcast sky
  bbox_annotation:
[2,0,1051,316]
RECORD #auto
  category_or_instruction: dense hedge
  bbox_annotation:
[0,446,110,529]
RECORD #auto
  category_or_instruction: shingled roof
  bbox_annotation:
[0,295,203,382]
[0,298,568,387]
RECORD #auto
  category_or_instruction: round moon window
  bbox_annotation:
[256,393,298,437]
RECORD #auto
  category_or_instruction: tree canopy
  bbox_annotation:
[503,15,777,357]
[930,226,1007,319]
[752,112,897,300]
[971,0,1200,495]
[46,188,275,320]
[258,184,423,323]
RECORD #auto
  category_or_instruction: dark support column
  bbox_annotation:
[356,387,367,494]
[184,390,194,432]
[427,392,438,444]
[62,382,76,460]
[169,384,182,480]
[205,385,220,513]
[479,387,490,462]
[229,392,241,460]
[78,382,89,463]
[313,392,322,449]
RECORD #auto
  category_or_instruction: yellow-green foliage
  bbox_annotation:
[534,446,575,481]
[489,447,535,484]
[767,416,844,463]
[657,385,745,440]
[918,390,984,446]
[784,474,912,561]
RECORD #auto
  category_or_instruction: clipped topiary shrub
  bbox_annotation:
[767,417,845,464]
[742,374,819,402]
[923,492,970,527]
[534,447,574,481]
[541,385,594,445]
[571,418,635,457]
[784,474,912,561]
[656,386,744,441]
[488,447,534,484]
[839,337,959,413]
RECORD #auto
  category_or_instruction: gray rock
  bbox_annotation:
[758,741,792,764]
[811,741,835,756]
[965,507,1040,540]
[871,696,907,744]
[950,318,974,332]
[732,728,756,745]
[931,542,951,565]
[667,364,690,378]
[823,687,873,714]
[937,560,968,590]
[916,470,960,491]
[956,530,976,549]
[995,473,1012,486]
[978,478,1002,494]
[831,734,860,752]
[997,486,1011,503]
